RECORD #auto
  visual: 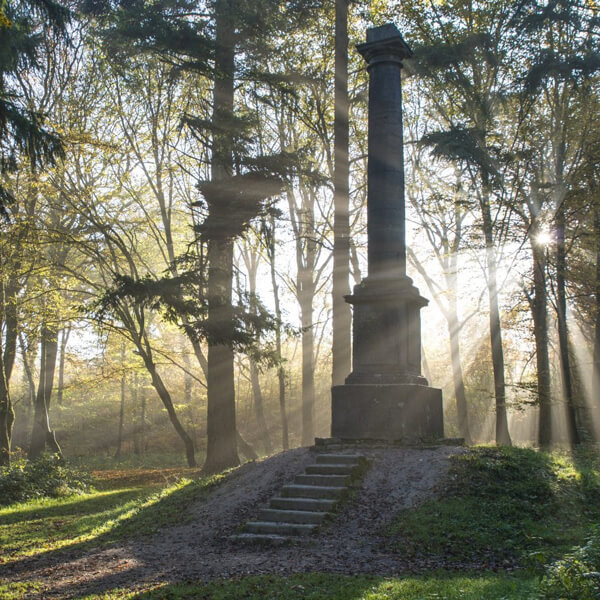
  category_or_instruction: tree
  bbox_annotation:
[0,0,70,216]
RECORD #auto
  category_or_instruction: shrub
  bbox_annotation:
[0,454,92,505]
[539,528,600,599]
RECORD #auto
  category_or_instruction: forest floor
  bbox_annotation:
[0,444,598,599]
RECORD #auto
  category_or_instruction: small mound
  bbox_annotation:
[7,445,463,598]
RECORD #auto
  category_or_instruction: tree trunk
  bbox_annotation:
[236,429,258,460]
[183,350,193,406]
[555,196,580,445]
[0,370,14,467]
[299,267,315,446]
[56,326,70,405]
[250,361,272,455]
[593,204,600,441]
[0,281,18,466]
[140,344,196,467]
[19,332,36,413]
[531,234,552,447]
[480,190,512,446]
[202,0,240,474]
[409,247,471,444]
[29,323,62,460]
[332,0,352,386]
[267,215,289,450]
[140,385,146,454]
[204,239,239,472]
[115,343,126,458]
[447,293,472,445]
[243,244,272,455]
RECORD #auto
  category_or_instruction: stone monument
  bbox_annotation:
[331,24,444,441]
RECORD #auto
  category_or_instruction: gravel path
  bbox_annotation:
[3,445,465,598]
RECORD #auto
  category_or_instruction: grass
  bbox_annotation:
[385,445,600,566]
[0,471,223,564]
[0,573,538,600]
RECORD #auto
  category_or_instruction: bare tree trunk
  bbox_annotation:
[115,343,126,458]
[19,333,36,413]
[593,204,600,440]
[0,281,18,466]
[203,0,240,474]
[447,289,472,444]
[299,268,315,446]
[266,215,289,450]
[409,248,471,444]
[140,384,146,454]
[480,189,511,446]
[56,326,70,405]
[250,361,271,454]
[242,241,273,454]
[555,194,580,446]
[332,0,352,386]
[236,429,258,460]
[531,232,552,447]
[139,342,196,467]
[29,323,62,460]
[183,350,193,406]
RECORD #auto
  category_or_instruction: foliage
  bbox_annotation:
[0,0,70,215]
[385,446,600,565]
[538,527,600,600]
[0,454,91,506]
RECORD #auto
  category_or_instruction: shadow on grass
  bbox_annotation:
[0,488,151,524]
[1,471,224,578]
[127,573,537,600]
[42,572,538,600]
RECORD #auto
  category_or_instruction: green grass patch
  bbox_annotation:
[0,473,223,564]
[0,581,43,600]
[26,573,535,600]
[385,445,600,565]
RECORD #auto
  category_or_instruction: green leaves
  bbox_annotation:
[420,126,499,180]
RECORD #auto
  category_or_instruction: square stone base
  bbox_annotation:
[331,384,443,441]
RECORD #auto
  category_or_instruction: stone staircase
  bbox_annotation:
[230,453,366,543]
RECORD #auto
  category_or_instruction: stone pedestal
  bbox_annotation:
[332,384,443,441]
[330,24,444,442]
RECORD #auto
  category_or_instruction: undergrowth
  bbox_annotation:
[538,526,600,599]
[385,445,600,566]
[0,454,92,506]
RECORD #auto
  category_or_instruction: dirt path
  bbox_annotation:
[3,446,464,598]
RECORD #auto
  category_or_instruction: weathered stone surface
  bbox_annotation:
[331,384,443,440]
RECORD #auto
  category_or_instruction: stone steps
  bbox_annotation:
[258,508,327,524]
[280,484,345,499]
[269,497,336,512]
[305,463,355,475]
[230,452,366,544]
[294,473,349,487]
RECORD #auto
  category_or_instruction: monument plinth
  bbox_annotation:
[331,24,443,441]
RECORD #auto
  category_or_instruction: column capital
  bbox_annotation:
[356,23,413,65]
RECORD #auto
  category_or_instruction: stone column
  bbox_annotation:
[331,24,443,442]
[361,24,411,281]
